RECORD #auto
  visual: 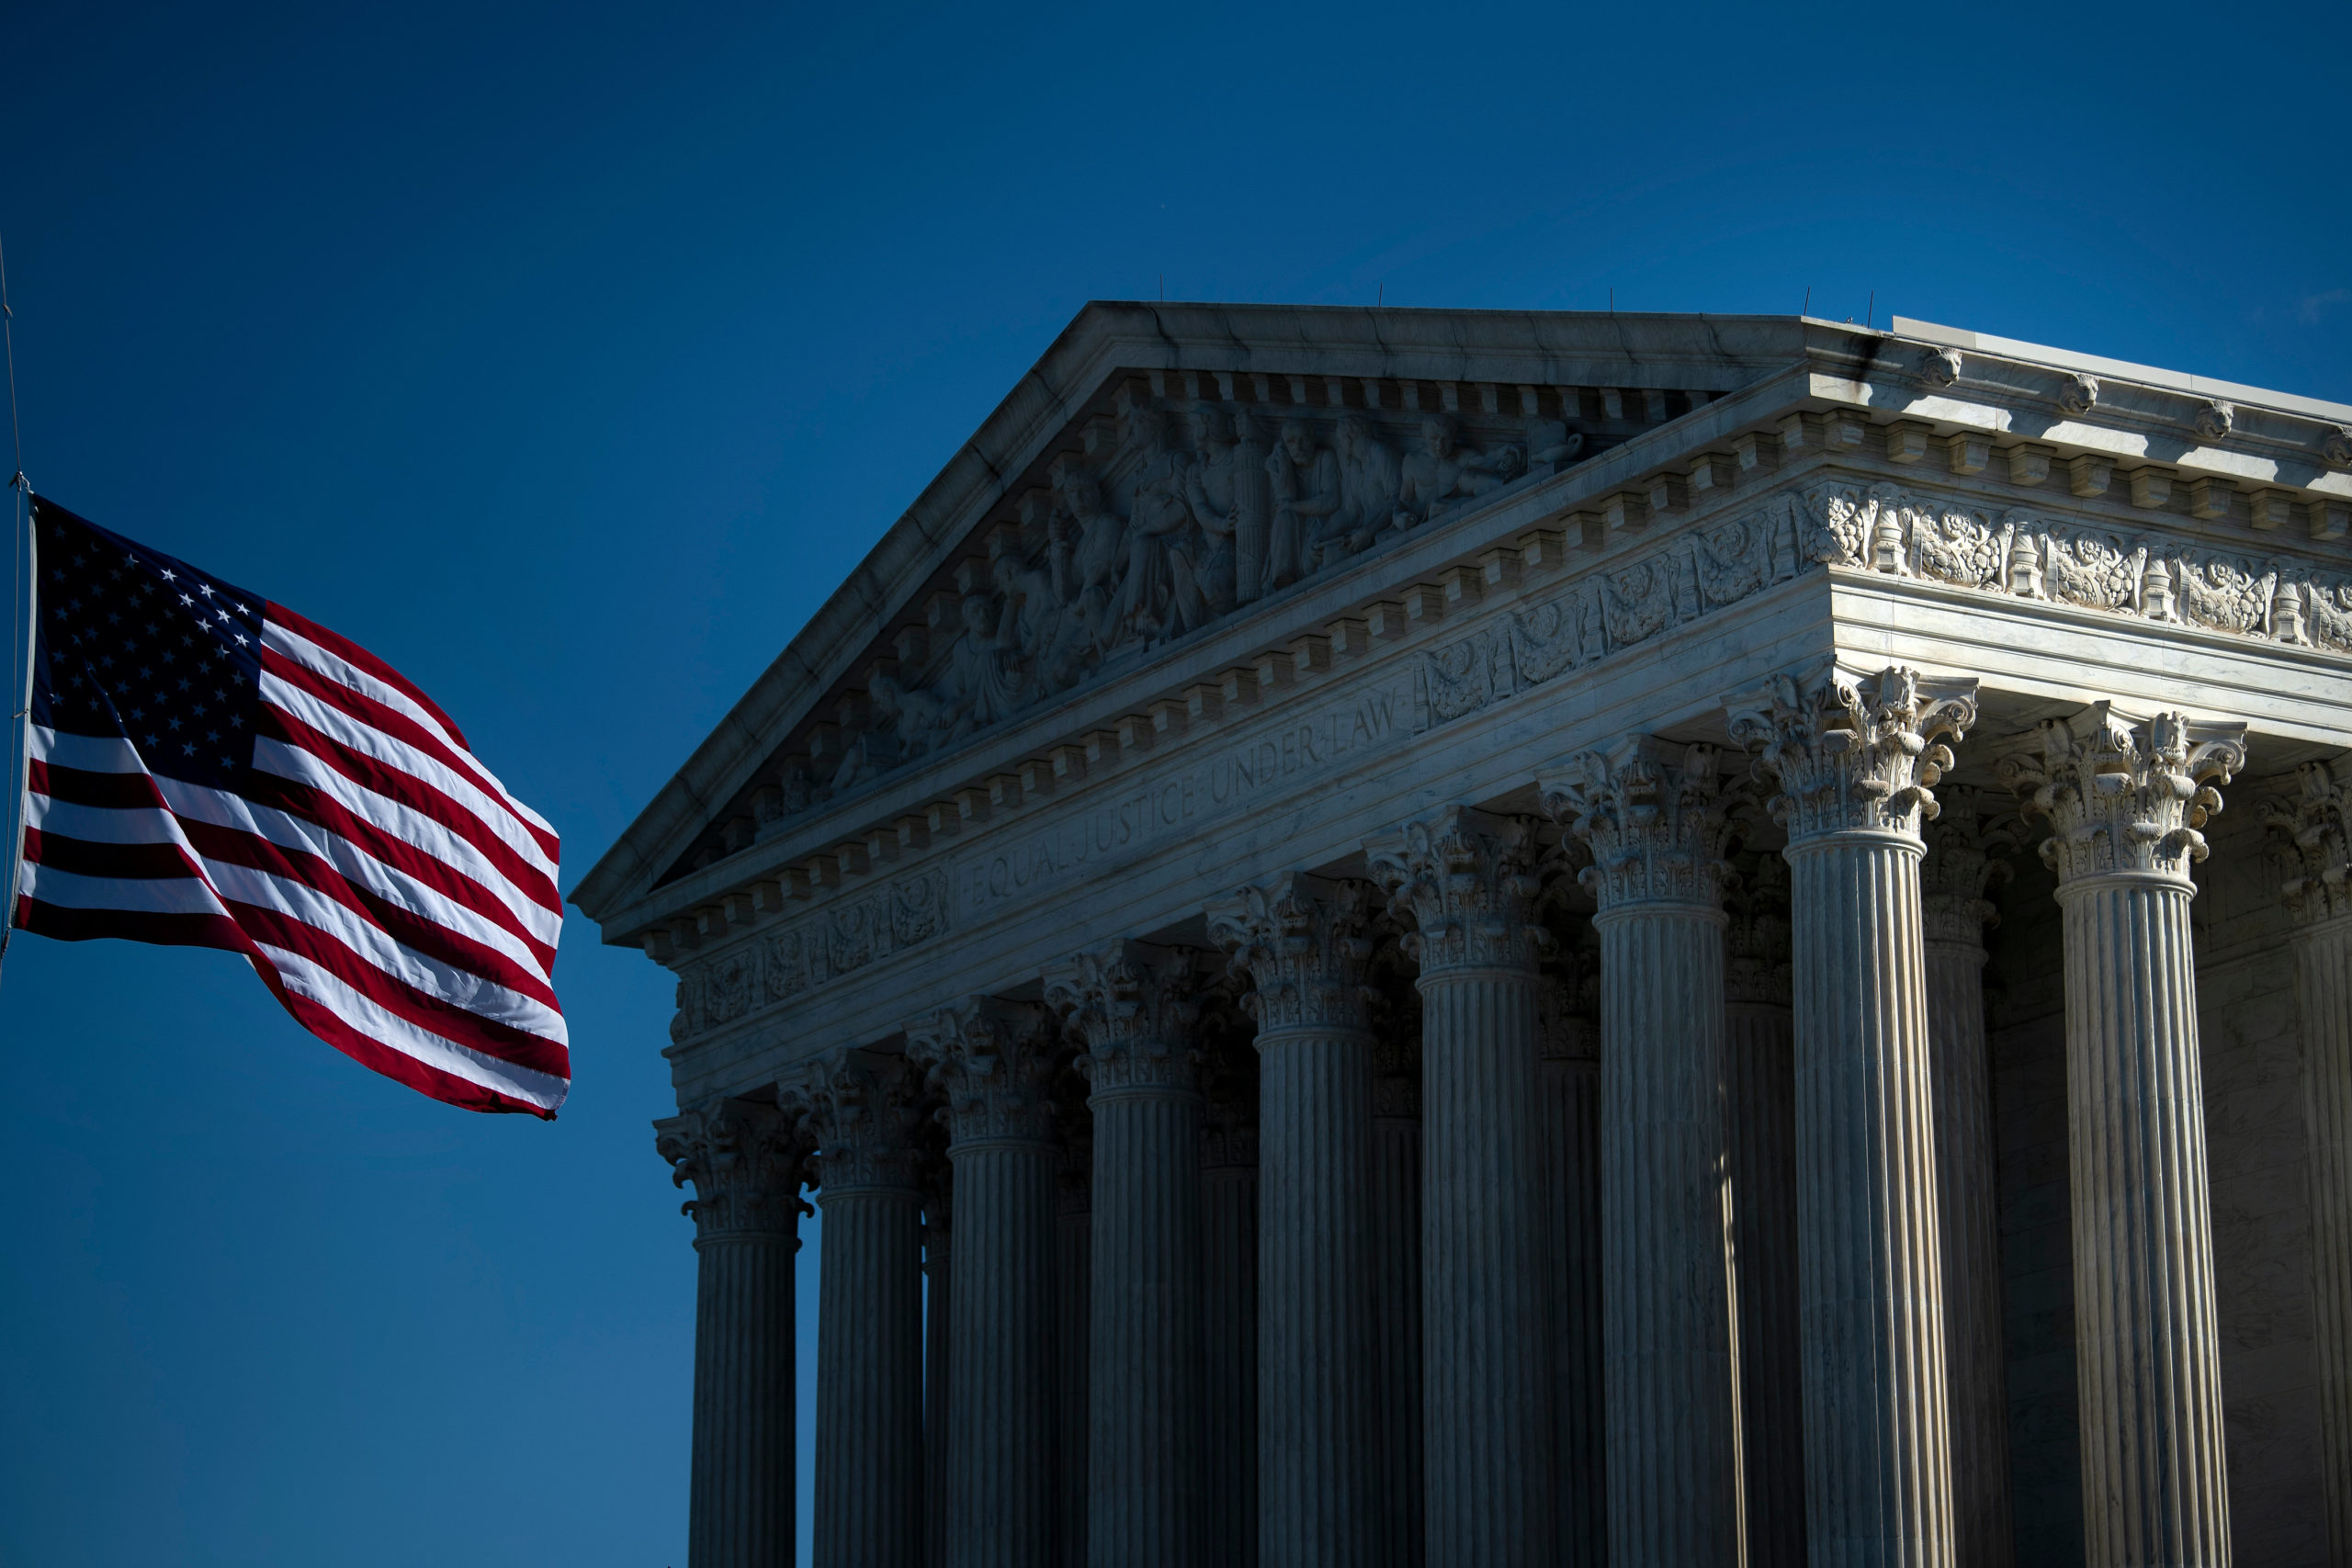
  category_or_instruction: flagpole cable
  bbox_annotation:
[1,226,33,966]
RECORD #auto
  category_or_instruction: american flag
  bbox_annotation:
[10,496,570,1117]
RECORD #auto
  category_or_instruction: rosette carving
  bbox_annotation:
[1364,805,1549,973]
[1919,787,2017,945]
[787,1048,929,1194]
[1537,736,1739,913]
[1206,872,1378,1036]
[906,996,1058,1147]
[1723,851,1792,1008]
[1724,663,1980,844]
[1043,939,1205,1095]
[2261,761,2352,927]
[1995,702,2249,888]
[654,1099,811,1240]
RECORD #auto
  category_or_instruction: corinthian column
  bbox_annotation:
[796,1048,930,1568]
[1367,807,1556,1568]
[2264,761,2352,1566]
[1536,927,1606,1568]
[1542,739,1744,1568]
[1044,940,1209,1568]
[1054,1121,1092,1568]
[1998,705,2249,1567]
[907,998,1060,1568]
[1211,874,1383,1568]
[1199,1032,1261,1568]
[1918,793,2016,1568]
[654,1100,810,1568]
[1725,662,1976,1568]
[1722,852,1804,1568]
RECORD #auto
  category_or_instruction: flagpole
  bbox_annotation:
[1,227,32,969]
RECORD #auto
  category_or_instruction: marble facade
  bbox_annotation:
[578,305,2352,1567]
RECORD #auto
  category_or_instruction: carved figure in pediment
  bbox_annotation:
[989,549,1086,695]
[1265,418,1340,591]
[1393,414,1525,528]
[1117,411,1202,644]
[1050,469,1129,655]
[1522,408,1586,469]
[1319,414,1402,564]
[933,591,1029,739]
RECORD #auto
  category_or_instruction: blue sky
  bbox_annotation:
[0,3,2343,1564]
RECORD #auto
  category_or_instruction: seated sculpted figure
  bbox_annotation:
[1318,413,1401,564]
[1393,413,1527,528]
[1050,470,1128,657]
[1264,417,1340,590]
[990,547,1086,695]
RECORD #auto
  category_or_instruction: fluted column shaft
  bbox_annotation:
[815,1182,928,1567]
[1538,1010,1606,1568]
[1783,831,1953,1565]
[1371,1105,1426,1568]
[1369,808,1557,1568]
[656,1102,808,1568]
[2297,912,2352,1565]
[2058,874,2231,1566]
[2002,702,2247,1567]
[1724,998,1804,1568]
[1055,1150,1092,1568]
[1202,1146,1260,1568]
[1257,1027,1375,1562]
[1211,873,1382,1568]
[801,1050,929,1568]
[1046,940,1208,1568]
[1417,963,1556,1564]
[1596,903,1744,1566]
[924,1213,952,1568]
[941,1141,1054,1567]
[1924,935,2013,1568]
[1088,1079,1205,1564]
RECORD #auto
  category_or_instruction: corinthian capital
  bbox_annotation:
[1538,736,1739,914]
[1920,787,2018,944]
[1206,872,1378,1035]
[787,1048,928,1194]
[1996,703,2249,888]
[1043,939,1205,1095]
[654,1099,810,1240]
[2262,761,2351,927]
[1724,663,1979,844]
[906,997,1058,1148]
[1364,805,1548,973]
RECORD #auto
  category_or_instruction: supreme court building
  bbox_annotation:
[571,305,2352,1568]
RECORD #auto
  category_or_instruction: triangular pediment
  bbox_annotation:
[571,304,1831,925]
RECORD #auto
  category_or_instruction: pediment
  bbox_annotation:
[569,302,1819,922]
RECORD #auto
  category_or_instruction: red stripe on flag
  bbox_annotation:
[265,602,471,751]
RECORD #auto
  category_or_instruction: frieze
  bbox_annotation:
[669,863,954,1045]
[957,672,1419,919]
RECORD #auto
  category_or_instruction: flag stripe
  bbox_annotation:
[261,645,560,862]
[265,603,474,756]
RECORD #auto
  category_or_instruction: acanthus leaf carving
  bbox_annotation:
[1205,871,1379,1036]
[1723,851,1792,1009]
[2262,761,2352,928]
[1364,805,1550,974]
[1919,786,2018,946]
[1994,702,2249,888]
[1042,938,1206,1096]
[786,1047,929,1194]
[1536,737,1739,914]
[905,996,1059,1147]
[1724,663,1980,844]
[654,1099,812,1240]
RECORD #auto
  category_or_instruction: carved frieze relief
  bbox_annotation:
[669,864,954,1045]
